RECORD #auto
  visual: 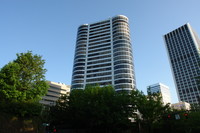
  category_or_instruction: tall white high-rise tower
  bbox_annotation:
[71,15,136,91]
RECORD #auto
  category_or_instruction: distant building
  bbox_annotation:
[147,83,171,105]
[171,101,190,110]
[40,81,70,106]
[71,15,136,91]
[164,23,200,104]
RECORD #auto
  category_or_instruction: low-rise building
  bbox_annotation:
[171,101,190,110]
[40,81,70,106]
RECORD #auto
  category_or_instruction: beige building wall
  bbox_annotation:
[40,81,70,106]
[171,101,190,110]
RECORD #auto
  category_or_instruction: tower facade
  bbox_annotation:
[71,15,135,91]
[147,83,171,105]
[164,23,200,104]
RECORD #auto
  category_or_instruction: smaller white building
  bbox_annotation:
[171,101,190,110]
[40,81,70,106]
[147,83,171,105]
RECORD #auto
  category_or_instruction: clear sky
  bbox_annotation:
[0,0,200,103]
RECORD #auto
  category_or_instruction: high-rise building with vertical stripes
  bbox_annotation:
[71,15,136,91]
[164,23,200,104]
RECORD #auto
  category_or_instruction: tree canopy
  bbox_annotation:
[130,89,171,133]
[0,51,49,118]
[50,85,136,132]
[49,85,172,132]
[0,51,48,102]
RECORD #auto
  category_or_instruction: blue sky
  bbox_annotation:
[0,0,200,103]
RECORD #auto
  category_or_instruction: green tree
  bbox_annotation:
[159,110,200,133]
[0,51,48,103]
[50,85,136,132]
[0,51,48,117]
[0,51,49,133]
[130,89,171,133]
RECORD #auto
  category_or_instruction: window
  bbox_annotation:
[114,69,131,74]
[87,63,111,69]
[87,72,112,78]
[115,79,132,84]
[86,76,112,82]
[88,55,111,61]
[87,67,111,73]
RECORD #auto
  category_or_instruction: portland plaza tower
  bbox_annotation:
[71,15,136,91]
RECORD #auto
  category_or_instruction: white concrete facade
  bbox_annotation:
[71,15,136,91]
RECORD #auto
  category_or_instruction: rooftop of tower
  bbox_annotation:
[78,15,128,28]
[164,23,190,36]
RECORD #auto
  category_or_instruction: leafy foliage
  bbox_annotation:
[156,110,200,133]
[0,51,48,102]
[0,51,48,117]
[50,85,136,131]
[49,86,174,132]
[0,101,43,117]
[130,89,171,133]
[49,86,200,133]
